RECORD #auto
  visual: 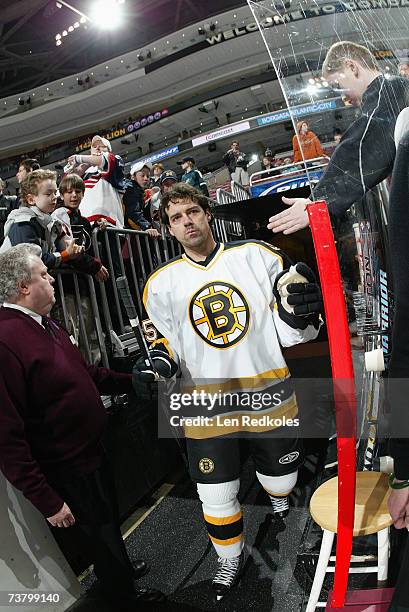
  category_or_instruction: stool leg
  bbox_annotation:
[306,529,335,612]
[377,527,389,583]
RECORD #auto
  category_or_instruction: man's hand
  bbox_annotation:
[267,197,311,234]
[145,228,161,239]
[47,502,75,528]
[95,265,109,282]
[388,486,409,529]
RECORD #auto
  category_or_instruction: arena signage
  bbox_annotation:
[137,145,180,165]
[192,121,251,147]
[205,2,407,46]
[257,99,339,126]
[126,108,169,132]
[75,108,170,152]
[76,127,127,152]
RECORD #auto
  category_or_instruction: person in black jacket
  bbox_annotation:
[123,161,160,238]
[383,125,409,611]
[0,178,18,243]
[222,141,249,186]
[267,41,409,234]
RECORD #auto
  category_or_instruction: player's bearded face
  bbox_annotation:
[167,199,212,248]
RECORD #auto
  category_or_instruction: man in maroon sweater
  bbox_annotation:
[0,243,164,609]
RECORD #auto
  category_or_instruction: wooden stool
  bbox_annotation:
[306,471,392,611]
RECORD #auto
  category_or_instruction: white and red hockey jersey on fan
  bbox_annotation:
[143,240,320,394]
[79,152,125,227]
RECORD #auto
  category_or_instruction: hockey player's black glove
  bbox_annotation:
[132,349,178,399]
[273,262,322,330]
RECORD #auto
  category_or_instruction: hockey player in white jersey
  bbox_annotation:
[132,183,322,600]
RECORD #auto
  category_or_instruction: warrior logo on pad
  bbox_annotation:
[189,282,250,348]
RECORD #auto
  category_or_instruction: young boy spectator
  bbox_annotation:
[53,174,109,281]
[150,163,164,188]
[178,157,209,195]
[52,174,109,362]
[123,161,160,237]
[0,169,83,267]
[177,157,202,190]
[67,135,125,228]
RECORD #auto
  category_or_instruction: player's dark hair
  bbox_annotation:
[160,183,211,226]
[19,158,40,172]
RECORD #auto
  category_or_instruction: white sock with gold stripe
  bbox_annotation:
[256,470,298,517]
[197,479,244,558]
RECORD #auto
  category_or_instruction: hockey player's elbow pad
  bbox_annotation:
[273,263,322,330]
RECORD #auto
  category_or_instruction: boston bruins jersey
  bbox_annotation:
[143,240,320,437]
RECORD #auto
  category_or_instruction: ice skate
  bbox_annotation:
[212,553,244,601]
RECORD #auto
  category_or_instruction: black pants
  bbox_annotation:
[390,533,409,611]
[49,457,135,603]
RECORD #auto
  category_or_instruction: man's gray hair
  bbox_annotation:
[0,243,42,304]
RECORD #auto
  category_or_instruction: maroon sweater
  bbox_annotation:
[0,307,133,517]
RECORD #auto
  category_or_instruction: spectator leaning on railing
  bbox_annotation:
[123,161,160,238]
[0,170,83,267]
[292,121,325,163]
[52,174,109,363]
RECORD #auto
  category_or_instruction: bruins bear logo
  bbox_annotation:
[199,458,215,474]
[189,282,250,348]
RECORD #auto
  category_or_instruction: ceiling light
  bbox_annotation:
[68,25,74,32]
[306,84,317,95]
[56,40,62,46]
[55,33,61,40]
[80,16,87,23]
[89,0,124,29]
[74,21,80,28]
[62,30,68,36]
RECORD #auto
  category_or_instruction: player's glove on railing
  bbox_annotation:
[132,349,178,398]
[273,262,322,330]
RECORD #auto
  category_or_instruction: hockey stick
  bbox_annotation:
[116,276,188,465]
[308,200,356,609]
[116,276,158,377]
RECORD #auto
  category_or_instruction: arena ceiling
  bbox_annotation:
[0,0,245,96]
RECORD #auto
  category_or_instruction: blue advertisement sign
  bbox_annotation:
[250,169,324,198]
[256,99,338,127]
[138,145,180,165]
